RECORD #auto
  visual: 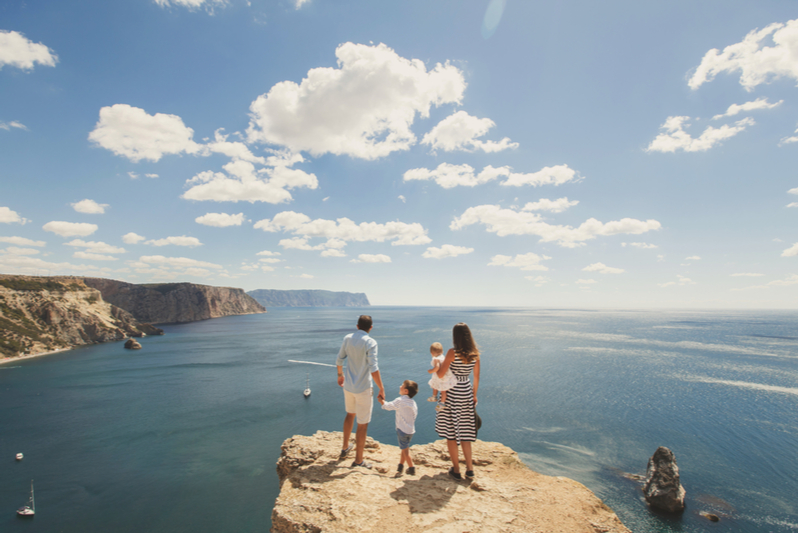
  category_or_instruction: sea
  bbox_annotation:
[0,307,796,533]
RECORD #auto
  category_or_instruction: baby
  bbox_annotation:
[379,380,419,476]
[427,342,457,412]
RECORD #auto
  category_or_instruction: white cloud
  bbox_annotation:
[688,20,798,91]
[182,158,317,204]
[132,255,224,271]
[246,42,465,160]
[204,128,267,164]
[257,250,281,257]
[71,199,109,214]
[731,273,764,277]
[2,247,39,256]
[88,104,202,163]
[295,0,311,9]
[451,205,660,248]
[65,239,126,254]
[255,211,431,251]
[422,244,474,259]
[259,258,282,264]
[0,236,45,247]
[0,30,58,71]
[522,197,579,213]
[298,273,314,279]
[712,97,782,120]
[145,236,203,247]
[583,262,625,274]
[622,242,658,249]
[43,221,98,237]
[781,242,798,257]
[731,274,798,291]
[73,251,118,261]
[122,232,146,244]
[779,129,798,146]
[195,212,246,227]
[0,207,28,224]
[658,275,696,288]
[576,279,597,285]
[146,173,159,178]
[398,195,406,203]
[351,254,392,263]
[404,163,581,189]
[647,116,754,153]
[489,253,551,271]
[0,121,28,131]
[153,0,227,12]
[685,255,701,260]
[421,111,518,153]
[525,275,549,287]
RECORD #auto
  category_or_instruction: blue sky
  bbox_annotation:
[1,0,797,307]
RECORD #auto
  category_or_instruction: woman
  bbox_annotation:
[434,322,481,480]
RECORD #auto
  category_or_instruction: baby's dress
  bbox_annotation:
[428,354,458,391]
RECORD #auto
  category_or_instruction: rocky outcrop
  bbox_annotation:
[643,446,686,513]
[84,278,266,324]
[272,431,631,533]
[248,289,370,307]
[0,275,163,359]
[124,339,142,350]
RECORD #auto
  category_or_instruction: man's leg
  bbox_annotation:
[342,412,355,452]
[354,422,368,464]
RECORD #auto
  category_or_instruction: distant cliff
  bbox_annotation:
[0,275,163,359]
[248,289,370,307]
[84,278,266,324]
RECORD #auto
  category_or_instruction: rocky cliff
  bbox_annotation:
[0,275,163,359]
[272,431,631,533]
[84,278,266,324]
[248,289,370,307]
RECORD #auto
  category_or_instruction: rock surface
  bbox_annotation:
[272,430,631,533]
[248,289,369,307]
[0,275,163,358]
[643,446,686,513]
[85,278,266,324]
[124,338,142,350]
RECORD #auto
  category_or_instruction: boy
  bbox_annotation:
[379,380,419,476]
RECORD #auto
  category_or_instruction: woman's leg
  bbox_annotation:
[447,439,461,472]
[462,441,473,472]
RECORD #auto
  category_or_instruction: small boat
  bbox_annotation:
[15,453,23,461]
[17,480,34,518]
[303,372,311,398]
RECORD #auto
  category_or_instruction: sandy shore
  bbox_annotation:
[0,348,71,366]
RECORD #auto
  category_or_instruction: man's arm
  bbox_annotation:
[371,369,385,401]
[336,337,348,386]
[337,365,344,387]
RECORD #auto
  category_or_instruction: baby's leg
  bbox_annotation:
[428,388,439,402]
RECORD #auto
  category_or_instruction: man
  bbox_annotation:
[336,315,385,468]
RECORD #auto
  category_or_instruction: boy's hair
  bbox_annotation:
[357,315,373,331]
[430,342,443,354]
[403,380,418,398]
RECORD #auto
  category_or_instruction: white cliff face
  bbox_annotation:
[0,276,162,358]
[84,278,266,324]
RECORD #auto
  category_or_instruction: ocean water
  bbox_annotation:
[0,307,796,533]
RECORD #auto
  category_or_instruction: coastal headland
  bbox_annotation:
[273,430,631,533]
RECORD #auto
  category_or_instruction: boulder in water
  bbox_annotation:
[643,446,686,513]
[124,339,142,350]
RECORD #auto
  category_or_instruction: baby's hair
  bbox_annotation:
[403,380,418,398]
[430,342,443,355]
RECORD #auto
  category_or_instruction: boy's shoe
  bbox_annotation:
[351,460,372,469]
[339,443,353,459]
[406,466,416,476]
[448,467,462,481]
[465,470,475,479]
[396,464,404,475]
[427,396,437,402]
[435,402,447,412]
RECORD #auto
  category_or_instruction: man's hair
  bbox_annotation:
[357,315,373,331]
[430,342,443,355]
[403,380,418,398]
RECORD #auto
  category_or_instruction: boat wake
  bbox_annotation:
[288,360,336,368]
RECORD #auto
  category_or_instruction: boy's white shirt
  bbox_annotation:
[381,395,418,434]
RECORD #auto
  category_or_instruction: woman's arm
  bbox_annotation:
[472,356,480,405]
[437,349,455,379]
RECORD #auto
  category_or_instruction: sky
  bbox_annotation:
[0,0,797,308]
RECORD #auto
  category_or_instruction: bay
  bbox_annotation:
[0,307,796,532]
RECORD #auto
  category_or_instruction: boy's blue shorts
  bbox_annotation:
[396,428,413,450]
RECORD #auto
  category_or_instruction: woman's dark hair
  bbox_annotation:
[452,322,480,363]
[357,315,373,331]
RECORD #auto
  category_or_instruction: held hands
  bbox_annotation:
[377,388,385,402]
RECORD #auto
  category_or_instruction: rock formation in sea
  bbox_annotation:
[643,446,686,513]
[248,289,370,307]
[0,275,163,359]
[84,278,266,324]
[272,430,631,533]
[124,339,142,350]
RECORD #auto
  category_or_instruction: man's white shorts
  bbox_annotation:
[344,387,373,425]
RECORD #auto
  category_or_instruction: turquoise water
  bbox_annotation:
[0,307,796,532]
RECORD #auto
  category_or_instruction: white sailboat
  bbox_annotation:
[17,480,34,517]
[303,372,311,398]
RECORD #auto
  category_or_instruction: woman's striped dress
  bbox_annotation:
[434,356,477,443]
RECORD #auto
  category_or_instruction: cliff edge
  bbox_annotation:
[273,431,631,533]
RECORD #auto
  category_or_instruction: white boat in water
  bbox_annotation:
[17,480,34,518]
[303,372,311,398]
[15,453,23,461]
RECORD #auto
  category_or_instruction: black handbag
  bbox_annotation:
[474,408,482,432]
